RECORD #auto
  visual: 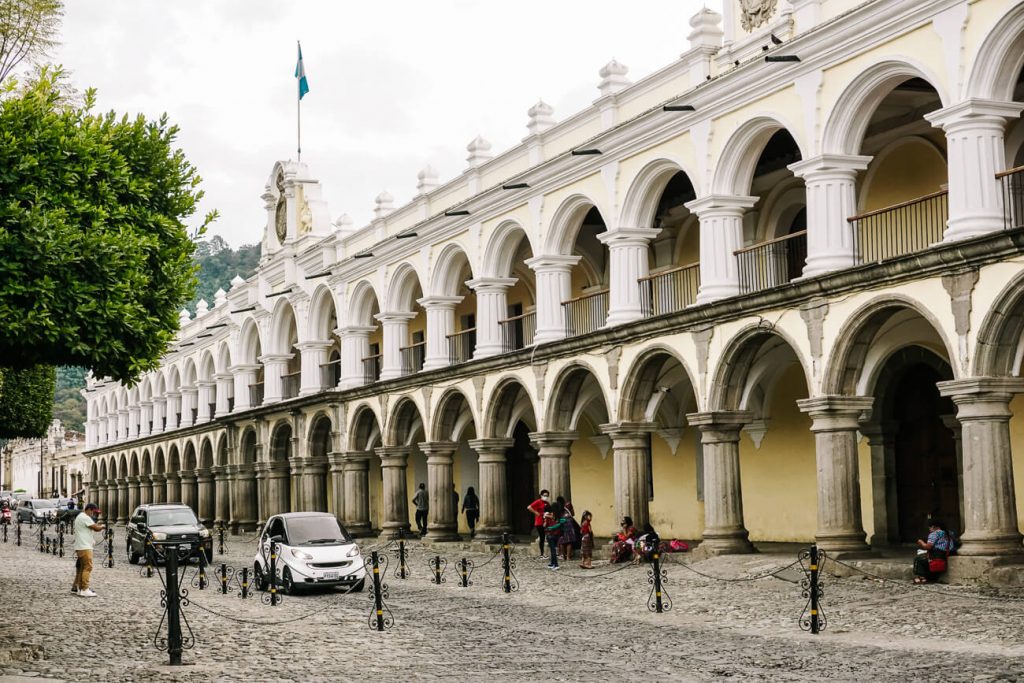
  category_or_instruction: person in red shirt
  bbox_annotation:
[526,490,550,557]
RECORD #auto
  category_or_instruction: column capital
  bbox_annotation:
[787,154,872,179]
[337,324,377,337]
[375,311,417,324]
[684,194,758,216]
[524,254,581,273]
[596,227,661,246]
[294,340,333,352]
[375,446,409,466]
[938,377,1024,419]
[258,353,293,365]
[529,431,577,450]
[195,379,216,388]
[797,396,875,432]
[925,98,1024,130]
[416,295,463,310]
[228,364,262,374]
[465,277,517,292]
[469,438,513,459]
[417,441,457,459]
[150,473,166,484]
[686,411,753,429]
[599,422,656,445]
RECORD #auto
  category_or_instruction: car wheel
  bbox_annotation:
[349,578,365,593]
[204,547,214,565]
[279,566,294,595]
[127,542,140,565]
[253,562,267,591]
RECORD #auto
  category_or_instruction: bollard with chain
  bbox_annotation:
[429,555,446,585]
[219,564,229,594]
[366,550,395,631]
[2,521,7,543]
[647,551,672,613]
[165,544,183,665]
[105,525,115,568]
[16,519,22,546]
[39,521,45,553]
[398,537,408,579]
[217,525,226,555]
[58,522,64,557]
[144,535,154,578]
[501,533,513,593]
[799,544,827,635]
[239,567,250,600]
[458,557,474,588]
[197,548,208,590]
[269,541,279,606]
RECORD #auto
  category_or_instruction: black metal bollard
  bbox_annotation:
[218,526,226,555]
[144,536,154,577]
[501,533,512,593]
[105,526,114,568]
[197,549,208,590]
[398,538,408,579]
[459,557,470,587]
[809,545,820,635]
[798,543,827,635]
[239,567,250,600]
[16,519,22,546]
[165,544,183,665]
[39,522,45,553]
[58,523,64,557]
[219,564,228,594]
[431,555,444,585]
[651,552,665,613]
[2,522,7,543]
[269,541,279,606]
[371,551,384,631]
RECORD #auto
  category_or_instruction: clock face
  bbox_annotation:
[275,198,287,242]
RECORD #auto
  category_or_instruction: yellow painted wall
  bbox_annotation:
[649,430,703,539]
[568,421,617,537]
[1005,396,1024,529]
[739,365,817,542]
[861,140,947,212]
[407,308,426,345]
[453,293,476,331]
[506,278,534,314]
[677,221,700,267]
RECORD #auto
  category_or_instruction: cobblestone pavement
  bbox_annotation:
[1,528,1023,682]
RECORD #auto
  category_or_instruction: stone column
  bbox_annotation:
[338,326,375,389]
[117,409,129,441]
[214,374,233,417]
[139,402,153,437]
[196,381,214,424]
[376,312,416,380]
[150,474,166,505]
[165,393,180,431]
[469,438,513,541]
[686,411,756,554]
[165,473,181,504]
[529,431,576,502]
[211,466,229,527]
[789,154,872,276]
[926,100,1023,241]
[938,378,1024,555]
[180,471,198,512]
[128,407,141,439]
[301,456,329,512]
[342,452,372,536]
[601,423,655,529]
[328,452,346,523]
[259,355,292,404]
[126,476,140,515]
[137,475,151,506]
[254,462,268,524]
[467,278,516,358]
[179,388,196,428]
[797,396,873,554]
[685,195,758,304]
[940,414,966,532]
[859,421,899,547]
[230,364,261,411]
[420,442,459,541]
[597,227,661,326]
[375,446,411,538]
[418,296,462,370]
[525,255,580,344]
[96,482,108,518]
[117,479,129,523]
[196,469,215,526]
[297,340,333,396]
[233,465,258,532]
[264,462,291,517]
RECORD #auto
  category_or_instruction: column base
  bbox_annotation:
[958,531,1024,557]
[697,530,756,556]
[605,308,645,327]
[815,531,872,556]
[379,523,411,541]
[474,525,512,543]
[424,526,461,542]
[347,524,375,539]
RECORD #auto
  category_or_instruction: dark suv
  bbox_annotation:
[125,503,213,564]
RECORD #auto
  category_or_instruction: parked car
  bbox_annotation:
[125,503,213,564]
[253,512,365,594]
[16,499,56,523]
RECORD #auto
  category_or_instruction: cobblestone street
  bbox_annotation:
[1,531,1023,682]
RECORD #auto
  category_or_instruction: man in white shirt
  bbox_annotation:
[72,503,105,597]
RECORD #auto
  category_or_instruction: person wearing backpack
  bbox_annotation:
[913,518,954,584]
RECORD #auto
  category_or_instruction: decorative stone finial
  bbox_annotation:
[417,165,440,194]
[230,274,245,289]
[213,288,227,308]
[688,7,723,51]
[597,60,631,97]
[466,136,493,168]
[178,308,191,326]
[333,213,354,234]
[526,100,555,136]
[374,190,394,219]
[195,299,209,317]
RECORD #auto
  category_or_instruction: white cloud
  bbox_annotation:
[57,0,722,247]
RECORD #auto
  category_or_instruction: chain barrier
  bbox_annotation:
[428,555,447,585]
[826,556,1024,604]
[216,525,228,555]
[798,545,826,634]
[234,567,253,600]
[457,557,474,588]
[500,533,519,593]
[391,538,410,579]
[662,554,802,582]
[366,550,394,631]
[648,551,672,613]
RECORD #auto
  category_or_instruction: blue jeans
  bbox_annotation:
[547,535,559,567]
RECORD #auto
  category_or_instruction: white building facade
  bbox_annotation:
[84,0,1024,581]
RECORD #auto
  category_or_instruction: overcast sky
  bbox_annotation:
[57,0,723,247]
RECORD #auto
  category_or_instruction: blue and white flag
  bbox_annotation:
[295,42,309,100]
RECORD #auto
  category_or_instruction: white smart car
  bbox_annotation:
[253,512,366,594]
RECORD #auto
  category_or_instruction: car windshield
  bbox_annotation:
[148,509,199,526]
[33,500,55,508]
[285,517,351,545]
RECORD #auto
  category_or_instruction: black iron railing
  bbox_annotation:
[320,360,341,389]
[227,397,234,413]
[207,402,216,420]
[190,407,198,424]
[448,328,476,365]
[735,231,807,294]
[248,382,264,407]
[639,263,700,316]
[999,165,1024,230]
[400,342,425,376]
[849,190,947,264]
[500,311,536,353]
[281,372,301,399]
[562,289,608,337]
[362,355,382,385]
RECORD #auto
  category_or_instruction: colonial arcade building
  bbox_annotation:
[84,0,1024,579]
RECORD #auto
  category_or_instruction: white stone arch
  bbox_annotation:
[543,360,614,432]
[542,192,608,256]
[482,374,539,438]
[821,58,951,156]
[965,2,1024,101]
[306,284,340,341]
[711,113,808,195]
[268,297,300,354]
[347,401,384,452]
[384,262,425,312]
[482,220,537,278]
[384,395,427,447]
[707,324,813,412]
[215,341,232,375]
[429,242,475,297]
[237,316,263,364]
[856,136,947,213]
[618,156,702,229]
[138,376,152,403]
[617,342,701,422]
[196,349,216,381]
[348,280,381,327]
[430,386,478,443]
[164,365,181,394]
[181,357,197,388]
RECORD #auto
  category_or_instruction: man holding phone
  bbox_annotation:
[71,503,105,597]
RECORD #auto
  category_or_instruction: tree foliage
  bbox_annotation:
[189,235,260,311]
[0,365,56,438]
[0,0,62,85]
[51,365,85,431]
[0,71,215,382]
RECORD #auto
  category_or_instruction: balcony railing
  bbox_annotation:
[282,371,301,399]
[500,311,536,353]
[190,407,198,424]
[563,289,609,338]
[400,342,425,376]
[248,382,264,407]
[448,328,477,365]
[639,263,700,316]
[735,231,807,294]
[362,354,382,385]
[227,396,235,413]
[849,190,947,264]
[320,360,341,390]
[207,402,216,419]
[999,165,1024,230]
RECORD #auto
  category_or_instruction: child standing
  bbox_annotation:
[578,511,594,569]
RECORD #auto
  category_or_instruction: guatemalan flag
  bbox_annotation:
[295,42,310,99]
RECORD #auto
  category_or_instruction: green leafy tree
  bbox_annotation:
[189,236,260,310]
[0,365,56,438]
[0,70,216,382]
[0,0,63,85]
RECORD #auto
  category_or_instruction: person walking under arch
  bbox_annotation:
[412,483,428,536]
[462,486,479,538]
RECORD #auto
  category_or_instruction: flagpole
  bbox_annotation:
[297,40,302,162]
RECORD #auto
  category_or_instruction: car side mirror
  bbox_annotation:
[269,534,284,545]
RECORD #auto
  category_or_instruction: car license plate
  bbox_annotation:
[323,571,339,580]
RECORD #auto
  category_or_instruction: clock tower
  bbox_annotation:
[260,160,332,257]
